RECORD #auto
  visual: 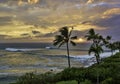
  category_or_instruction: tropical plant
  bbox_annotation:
[114,41,120,52]
[85,29,104,64]
[85,29,105,84]
[53,26,77,68]
[103,36,117,55]
[106,43,116,55]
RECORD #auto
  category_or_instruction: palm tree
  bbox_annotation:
[103,36,111,45]
[85,29,105,84]
[114,41,120,52]
[103,36,118,55]
[106,43,116,55]
[85,29,104,64]
[53,26,77,68]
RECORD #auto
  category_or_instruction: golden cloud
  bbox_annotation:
[102,8,120,18]
[18,0,39,5]
[28,0,39,4]
[87,0,94,4]
[18,0,23,5]
[73,24,106,31]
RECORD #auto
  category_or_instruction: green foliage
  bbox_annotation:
[114,41,120,52]
[14,72,56,84]
[56,80,77,84]
[80,80,92,84]
[101,78,113,84]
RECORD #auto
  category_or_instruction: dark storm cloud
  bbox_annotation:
[97,14,120,29]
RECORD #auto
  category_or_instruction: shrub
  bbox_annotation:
[80,80,92,84]
[101,78,113,84]
[14,72,56,84]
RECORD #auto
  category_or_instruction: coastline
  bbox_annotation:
[0,45,117,84]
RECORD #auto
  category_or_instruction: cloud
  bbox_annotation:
[0,16,12,25]
[102,8,120,18]
[87,0,95,4]
[0,0,120,41]
[97,14,120,28]
[28,0,39,4]
[18,0,40,5]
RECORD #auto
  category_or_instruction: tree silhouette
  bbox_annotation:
[53,26,77,68]
[85,29,104,64]
[85,29,106,84]
[114,41,120,52]
[106,43,116,55]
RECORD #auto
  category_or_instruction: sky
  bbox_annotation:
[0,0,120,43]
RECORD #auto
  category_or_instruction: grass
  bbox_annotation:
[56,80,77,84]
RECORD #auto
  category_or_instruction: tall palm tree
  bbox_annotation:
[85,29,104,64]
[85,29,105,84]
[53,26,77,68]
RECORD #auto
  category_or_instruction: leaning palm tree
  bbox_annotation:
[85,29,105,84]
[53,26,77,68]
[85,29,104,64]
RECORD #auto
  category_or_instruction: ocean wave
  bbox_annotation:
[70,51,118,67]
[5,48,40,52]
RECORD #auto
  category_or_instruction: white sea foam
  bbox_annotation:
[70,51,119,67]
[5,48,40,52]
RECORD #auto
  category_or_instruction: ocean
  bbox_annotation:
[0,43,114,84]
[0,43,89,72]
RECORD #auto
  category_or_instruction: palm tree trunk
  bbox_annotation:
[95,54,100,65]
[111,50,113,55]
[66,42,71,68]
[97,69,99,84]
[77,81,80,84]
[96,54,100,84]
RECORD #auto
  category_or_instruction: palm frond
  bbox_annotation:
[97,45,104,53]
[88,44,103,55]
[53,41,60,46]
[85,35,92,40]
[59,26,68,38]
[98,35,103,40]
[53,35,64,46]
[106,36,111,40]
[88,45,95,55]
[70,41,76,46]
[71,36,77,40]
[88,29,95,36]
[69,26,73,37]
[58,41,65,48]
